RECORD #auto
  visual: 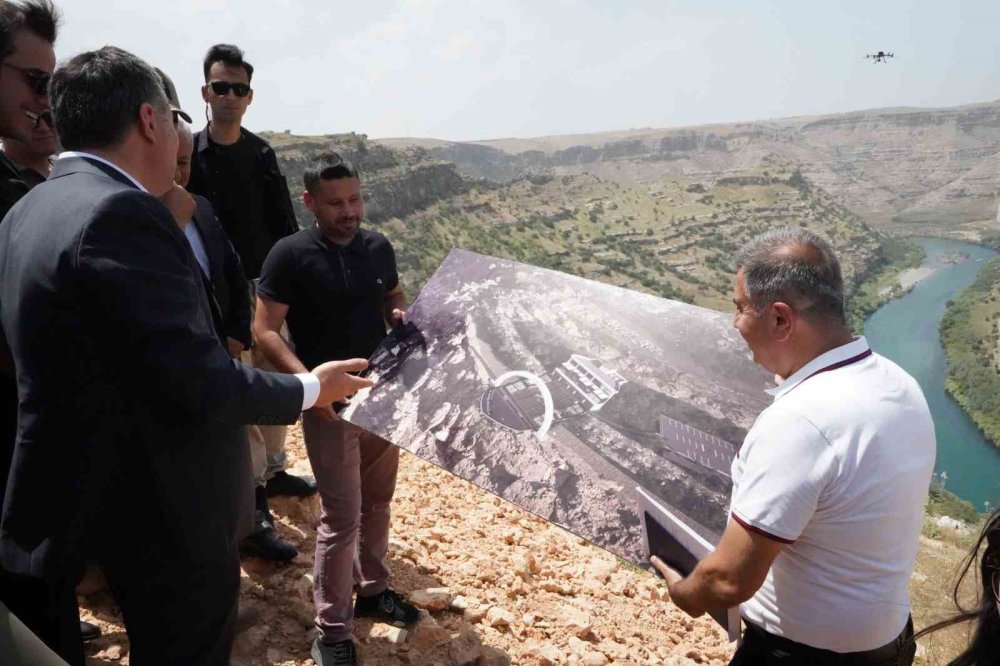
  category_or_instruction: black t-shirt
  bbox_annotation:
[199,137,273,278]
[257,227,399,368]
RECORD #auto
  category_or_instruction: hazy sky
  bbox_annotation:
[55,0,1000,141]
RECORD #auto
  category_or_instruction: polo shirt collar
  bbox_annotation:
[766,336,872,400]
[310,225,367,255]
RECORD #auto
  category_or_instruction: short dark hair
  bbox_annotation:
[203,43,253,83]
[304,153,360,195]
[50,46,170,151]
[0,0,59,60]
[734,227,846,324]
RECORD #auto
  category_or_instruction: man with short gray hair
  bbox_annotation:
[652,228,935,664]
[0,46,373,664]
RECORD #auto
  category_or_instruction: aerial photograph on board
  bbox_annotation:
[346,249,773,564]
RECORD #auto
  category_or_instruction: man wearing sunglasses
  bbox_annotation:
[187,43,311,563]
[0,0,55,220]
[1,107,57,187]
[0,2,92,662]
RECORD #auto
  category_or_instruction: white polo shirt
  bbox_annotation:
[731,336,935,652]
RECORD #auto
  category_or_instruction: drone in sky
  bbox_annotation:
[865,51,894,64]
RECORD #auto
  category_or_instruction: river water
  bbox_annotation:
[864,237,999,510]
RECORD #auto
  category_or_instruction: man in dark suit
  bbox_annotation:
[0,46,373,666]
[174,118,298,560]
[174,115,252,356]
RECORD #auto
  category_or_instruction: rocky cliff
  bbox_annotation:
[263,132,879,314]
[382,100,1000,240]
[263,131,477,225]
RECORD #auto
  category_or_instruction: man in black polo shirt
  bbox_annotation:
[187,43,311,562]
[254,156,418,666]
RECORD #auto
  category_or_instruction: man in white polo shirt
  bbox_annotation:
[652,227,935,664]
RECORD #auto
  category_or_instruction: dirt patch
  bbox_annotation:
[79,423,733,665]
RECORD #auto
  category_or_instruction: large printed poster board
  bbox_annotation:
[345,248,772,573]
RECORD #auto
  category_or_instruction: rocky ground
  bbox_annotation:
[78,424,734,666]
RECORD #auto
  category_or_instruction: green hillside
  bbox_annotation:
[940,256,1000,447]
[266,132,880,314]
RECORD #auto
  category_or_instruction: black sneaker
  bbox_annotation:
[239,526,297,562]
[311,638,358,666]
[266,471,318,498]
[354,588,420,627]
[80,620,101,642]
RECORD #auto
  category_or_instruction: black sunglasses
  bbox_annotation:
[24,109,52,129]
[2,62,50,96]
[208,80,251,98]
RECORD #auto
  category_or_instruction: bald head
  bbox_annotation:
[174,119,193,187]
[734,227,846,324]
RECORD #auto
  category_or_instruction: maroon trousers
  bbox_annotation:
[301,414,399,643]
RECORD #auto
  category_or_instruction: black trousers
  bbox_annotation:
[0,568,85,666]
[99,547,241,666]
[731,617,916,666]
[0,375,85,666]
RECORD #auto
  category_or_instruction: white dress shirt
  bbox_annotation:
[182,221,212,279]
[57,152,320,410]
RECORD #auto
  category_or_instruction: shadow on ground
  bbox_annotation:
[80,487,511,666]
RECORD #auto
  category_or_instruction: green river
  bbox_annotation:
[864,237,999,511]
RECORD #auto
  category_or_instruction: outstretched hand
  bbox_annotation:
[311,358,374,407]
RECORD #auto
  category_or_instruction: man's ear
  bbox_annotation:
[246,88,253,106]
[201,84,211,104]
[303,190,314,211]
[771,301,795,343]
[136,103,159,143]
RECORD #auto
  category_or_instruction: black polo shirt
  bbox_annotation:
[257,226,399,368]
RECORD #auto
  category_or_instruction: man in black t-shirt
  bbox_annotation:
[187,43,310,562]
[254,157,418,666]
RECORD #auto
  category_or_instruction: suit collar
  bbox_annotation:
[50,155,142,191]
[189,197,217,262]
[56,152,147,191]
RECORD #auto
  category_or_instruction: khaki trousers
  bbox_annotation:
[243,279,289,487]
[242,345,288,487]
[301,414,399,643]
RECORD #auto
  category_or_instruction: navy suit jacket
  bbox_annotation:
[190,194,252,348]
[0,156,303,577]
